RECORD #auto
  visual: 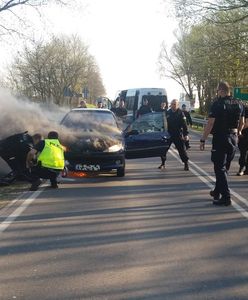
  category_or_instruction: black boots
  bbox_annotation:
[213,198,232,206]
[158,164,165,169]
[184,162,189,171]
[237,167,248,176]
[236,167,244,176]
[29,179,42,191]
[210,190,220,200]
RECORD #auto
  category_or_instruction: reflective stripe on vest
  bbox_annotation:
[38,139,65,170]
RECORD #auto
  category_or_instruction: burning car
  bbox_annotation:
[60,108,170,177]
[60,108,126,177]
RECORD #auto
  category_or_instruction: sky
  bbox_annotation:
[0,0,182,101]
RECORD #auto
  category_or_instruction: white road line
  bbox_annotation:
[169,149,248,219]
[0,188,44,234]
[1,148,248,234]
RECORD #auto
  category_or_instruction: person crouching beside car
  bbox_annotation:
[26,131,65,191]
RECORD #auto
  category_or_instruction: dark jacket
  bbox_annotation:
[166,108,188,137]
[209,96,243,135]
[183,110,192,126]
[137,105,152,118]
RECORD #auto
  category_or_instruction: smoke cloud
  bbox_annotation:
[0,89,122,151]
[0,88,69,140]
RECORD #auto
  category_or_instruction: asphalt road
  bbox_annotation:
[0,131,247,300]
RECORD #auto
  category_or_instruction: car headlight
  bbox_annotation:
[104,143,124,152]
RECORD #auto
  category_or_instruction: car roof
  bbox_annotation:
[71,108,111,112]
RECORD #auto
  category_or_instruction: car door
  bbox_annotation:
[124,112,170,159]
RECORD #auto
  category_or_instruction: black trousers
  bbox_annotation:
[161,136,189,165]
[238,136,248,170]
[211,133,237,199]
[30,166,59,185]
[185,139,190,149]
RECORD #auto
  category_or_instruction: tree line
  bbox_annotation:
[7,35,105,106]
[0,1,105,106]
[159,0,248,113]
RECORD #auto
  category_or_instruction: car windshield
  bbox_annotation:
[61,110,118,133]
[128,112,166,133]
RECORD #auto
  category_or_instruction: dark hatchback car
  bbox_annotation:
[60,109,170,177]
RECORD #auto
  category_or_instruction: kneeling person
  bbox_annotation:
[27,131,65,191]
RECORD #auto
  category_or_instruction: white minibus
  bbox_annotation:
[115,87,168,120]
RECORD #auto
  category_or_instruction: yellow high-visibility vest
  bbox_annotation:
[38,139,64,170]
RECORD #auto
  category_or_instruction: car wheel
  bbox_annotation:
[117,167,125,177]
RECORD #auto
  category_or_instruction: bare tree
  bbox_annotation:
[159,34,195,107]
[172,0,248,23]
[0,0,69,37]
[8,35,106,106]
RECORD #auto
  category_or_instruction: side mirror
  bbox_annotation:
[125,129,139,137]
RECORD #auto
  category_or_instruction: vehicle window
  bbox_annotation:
[142,95,168,111]
[61,110,118,132]
[128,112,166,133]
[125,90,136,111]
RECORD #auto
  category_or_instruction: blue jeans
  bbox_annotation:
[211,133,238,199]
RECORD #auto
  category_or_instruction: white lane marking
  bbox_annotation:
[1,147,248,234]
[169,149,248,219]
[59,178,76,182]
[188,158,248,207]
[0,188,44,234]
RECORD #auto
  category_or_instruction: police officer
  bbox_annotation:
[159,99,189,170]
[27,131,65,191]
[236,104,248,176]
[200,81,244,206]
[182,104,193,149]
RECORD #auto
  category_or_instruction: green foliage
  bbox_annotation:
[160,7,248,114]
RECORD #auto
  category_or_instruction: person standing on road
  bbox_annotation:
[158,99,189,171]
[236,104,248,176]
[26,131,65,191]
[182,104,193,149]
[200,81,244,206]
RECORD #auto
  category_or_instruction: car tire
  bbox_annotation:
[117,167,125,177]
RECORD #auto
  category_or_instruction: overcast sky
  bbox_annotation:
[0,0,182,101]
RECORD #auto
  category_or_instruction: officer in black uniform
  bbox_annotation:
[200,81,244,206]
[236,104,248,176]
[182,104,193,149]
[158,99,189,170]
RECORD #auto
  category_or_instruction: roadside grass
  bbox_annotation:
[191,124,204,132]
[0,181,29,209]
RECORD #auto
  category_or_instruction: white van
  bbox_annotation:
[115,87,168,120]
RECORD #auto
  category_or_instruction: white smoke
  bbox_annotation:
[0,88,69,140]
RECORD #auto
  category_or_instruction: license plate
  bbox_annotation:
[75,164,100,171]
